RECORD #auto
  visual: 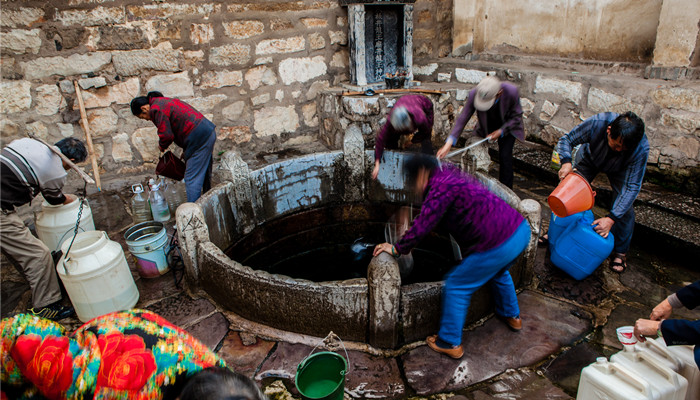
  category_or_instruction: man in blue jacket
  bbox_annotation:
[554,112,647,272]
[634,280,700,367]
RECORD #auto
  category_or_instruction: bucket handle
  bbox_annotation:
[297,331,349,376]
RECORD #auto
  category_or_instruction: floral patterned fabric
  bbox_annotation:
[1,309,226,400]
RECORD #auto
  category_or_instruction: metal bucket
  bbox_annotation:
[124,221,170,278]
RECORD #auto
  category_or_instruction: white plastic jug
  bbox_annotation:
[611,349,688,400]
[577,357,660,399]
[57,231,139,322]
[634,338,684,373]
[654,339,700,400]
[35,197,95,252]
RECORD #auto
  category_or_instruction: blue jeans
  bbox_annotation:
[438,220,531,346]
[184,129,216,202]
[574,152,635,254]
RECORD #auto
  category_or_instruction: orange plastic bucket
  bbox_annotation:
[548,172,595,217]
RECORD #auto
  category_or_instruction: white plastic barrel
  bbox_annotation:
[577,357,660,400]
[35,198,95,252]
[654,339,700,400]
[611,349,688,400]
[57,231,139,322]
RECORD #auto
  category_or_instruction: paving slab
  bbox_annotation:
[344,351,405,399]
[218,331,276,379]
[184,311,229,350]
[534,247,609,306]
[256,341,310,395]
[540,342,607,396]
[0,280,30,318]
[134,271,181,307]
[145,292,216,327]
[469,369,572,399]
[402,290,591,395]
[596,303,647,351]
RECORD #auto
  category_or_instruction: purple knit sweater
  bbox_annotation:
[395,164,525,254]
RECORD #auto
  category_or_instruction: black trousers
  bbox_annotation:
[497,133,516,188]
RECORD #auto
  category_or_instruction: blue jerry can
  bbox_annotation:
[548,210,594,247]
[550,213,614,280]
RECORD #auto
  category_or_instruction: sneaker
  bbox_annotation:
[29,302,75,321]
[498,315,522,332]
[426,335,464,359]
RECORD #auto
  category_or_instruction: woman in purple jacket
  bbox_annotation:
[373,155,530,358]
[437,76,523,188]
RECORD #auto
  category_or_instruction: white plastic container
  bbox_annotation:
[655,339,700,400]
[634,338,684,373]
[35,197,96,252]
[611,349,688,400]
[57,231,139,322]
[577,357,660,399]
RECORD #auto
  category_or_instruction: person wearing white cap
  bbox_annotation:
[373,94,435,180]
[437,75,524,188]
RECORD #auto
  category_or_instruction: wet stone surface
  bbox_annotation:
[345,351,405,399]
[533,247,609,306]
[218,331,276,379]
[540,342,607,396]
[184,311,230,350]
[145,292,216,328]
[469,369,571,399]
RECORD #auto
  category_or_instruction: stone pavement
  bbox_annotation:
[2,143,699,399]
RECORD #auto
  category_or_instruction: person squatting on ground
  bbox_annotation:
[372,94,435,180]
[554,111,647,273]
[0,309,267,400]
[634,280,700,368]
[130,91,217,203]
[437,75,524,189]
[0,137,88,321]
[373,155,531,358]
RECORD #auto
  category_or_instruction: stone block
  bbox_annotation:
[252,93,271,106]
[190,23,214,45]
[329,30,347,45]
[651,87,700,113]
[309,32,326,50]
[413,63,438,76]
[305,81,330,101]
[112,133,133,162]
[21,52,112,80]
[660,110,700,134]
[456,89,470,101]
[275,90,284,102]
[228,1,333,12]
[131,127,159,161]
[201,70,243,89]
[302,103,318,127]
[255,36,305,55]
[78,77,107,90]
[587,87,643,115]
[57,123,74,138]
[539,100,559,122]
[127,3,220,21]
[541,124,568,147]
[56,6,125,26]
[253,106,299,137]
[59,80,75,94]
[222,101,246,123]
[0,80,31,113]
[146,72,194,98]
[222,20,264,39]
[186,95,226,113]
[342,97,380,116]
[218,126,252,144]
[534,76,583,106]
[35,84,66,116]
[86,107,118,137]
[669,135,700,160]
[209,44,251,66]
[337,16,347,26]
[0,8,44,28]
[94,25,149,51]
[278,56,327,85]
[368,254,401,349]
[520,97,535,118]
[2,29,41,54]
[270,19,294,31]
[301,18,327,28]
[437,72,452,82]
[26,121,48,142]
[330,50,348,68]
[0,119,20,139]
[245,65,277,91]
[455,68,487,84]
[112,44,179,76]
[79,78,140,109]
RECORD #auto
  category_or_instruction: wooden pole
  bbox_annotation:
[73,81,101,191]
[341,88,445,96]
[26,133,95,185]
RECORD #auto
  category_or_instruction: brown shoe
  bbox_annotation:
[498,315,522,332]
[426,335,464,359]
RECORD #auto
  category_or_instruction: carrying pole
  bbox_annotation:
[73,81,101,191]
[26,133,95,185]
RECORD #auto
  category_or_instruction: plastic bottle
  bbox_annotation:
[148,178,171,222]
[131,184,153,224]
[165,179,187,216]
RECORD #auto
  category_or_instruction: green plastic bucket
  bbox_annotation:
[295,351,347,400]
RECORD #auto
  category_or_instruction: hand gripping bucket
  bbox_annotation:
[295,332,348,400]
[124,221,170,278]
[547,171,596,218]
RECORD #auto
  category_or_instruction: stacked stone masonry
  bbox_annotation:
[0,0,698,187]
